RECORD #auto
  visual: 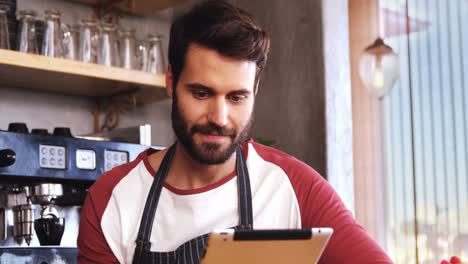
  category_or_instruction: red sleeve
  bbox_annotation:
[294,168,392,263]
[77,188,120,263]
[252,142,393,263]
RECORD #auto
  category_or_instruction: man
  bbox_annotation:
[77,1,392,263]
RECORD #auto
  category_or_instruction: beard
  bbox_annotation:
[171,95,253,165]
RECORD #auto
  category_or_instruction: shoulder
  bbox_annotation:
[243,142,392,263]
[244,140,339,226]
[87,148,153,220]
[245,140,324,187]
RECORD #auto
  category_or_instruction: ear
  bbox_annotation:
[166,65,174,98]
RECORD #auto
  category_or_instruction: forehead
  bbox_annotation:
[181,43,257,92]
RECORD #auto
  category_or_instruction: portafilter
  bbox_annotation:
[27,184,66,246]
[28,183,63,205]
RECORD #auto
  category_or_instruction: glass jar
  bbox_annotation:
[17,10,38,53]
[119,29,137,69]
[146,35,165,74]
[0,5,10,49]
[78,19,98,63]
[64,24,79,60]
[137,39,148,71]
[97,22,120,67]
[41,10,69,58]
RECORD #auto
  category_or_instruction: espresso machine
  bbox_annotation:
[0,123,162,263]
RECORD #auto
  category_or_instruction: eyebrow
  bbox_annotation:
[185,83,252,95]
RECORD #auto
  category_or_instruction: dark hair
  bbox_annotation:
[168,0,270,89]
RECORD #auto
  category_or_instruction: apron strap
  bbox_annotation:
[134,144,177,254]
[236,146,253,229]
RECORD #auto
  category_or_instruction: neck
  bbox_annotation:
[166,143,236,190]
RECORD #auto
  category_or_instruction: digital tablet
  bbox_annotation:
[201,228,333,264]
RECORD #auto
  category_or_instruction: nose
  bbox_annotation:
[208,97,229,127]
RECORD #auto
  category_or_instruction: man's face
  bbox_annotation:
[168,44,257,164]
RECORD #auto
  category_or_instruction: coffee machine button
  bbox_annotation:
[31,129,49,135]
[49,158,56,166]
[41,158,47,166]
[7,123,29,134]
[76,149,96,170]
[49,148,55,156]
[53,127,73,137]
[0,149,16,167]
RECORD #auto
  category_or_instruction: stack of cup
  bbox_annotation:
[0,0,17,49]
[4,5,168,74]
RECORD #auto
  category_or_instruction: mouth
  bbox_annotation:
[196,132,230,143]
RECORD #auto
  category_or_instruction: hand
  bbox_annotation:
[440,256,462,264]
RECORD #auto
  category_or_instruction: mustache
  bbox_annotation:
[191,123,236,137]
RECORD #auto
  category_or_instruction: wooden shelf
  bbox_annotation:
[67,0,186,15]
[0,49,168,104]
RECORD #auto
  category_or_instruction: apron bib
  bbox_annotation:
[132,144,253,264]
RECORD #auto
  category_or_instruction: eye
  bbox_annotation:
[229,94,247,103]
[192,90,210,99]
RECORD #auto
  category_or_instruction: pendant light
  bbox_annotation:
[359,37,399,99]
[358,3,400,99]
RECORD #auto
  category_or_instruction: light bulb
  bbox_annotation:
[372,67,385,89]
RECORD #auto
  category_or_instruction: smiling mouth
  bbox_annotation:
[197,133,229,141]
[200,133,226,137]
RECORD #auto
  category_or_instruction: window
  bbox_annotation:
[381,0,467,263]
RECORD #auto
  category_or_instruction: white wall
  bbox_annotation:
[322,0,354,213]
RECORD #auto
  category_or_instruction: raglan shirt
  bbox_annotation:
[77,139,393,263]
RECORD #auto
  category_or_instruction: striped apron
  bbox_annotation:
[132,144,253,264]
